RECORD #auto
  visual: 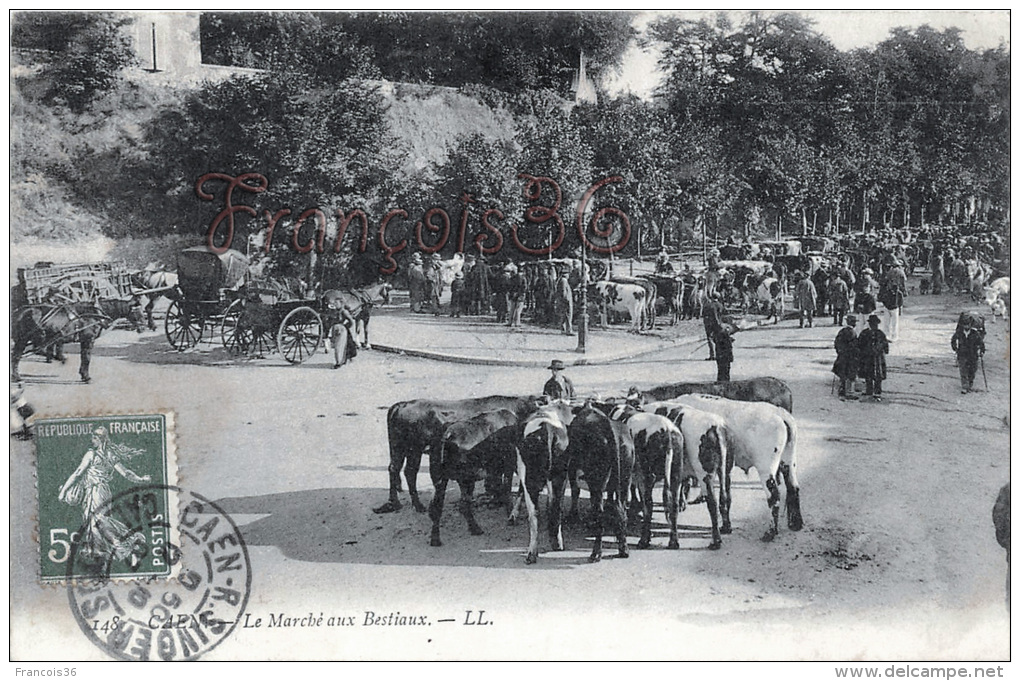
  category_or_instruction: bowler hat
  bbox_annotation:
[548,359,567,371]
[846,314,858,325]
[868,314,881,325]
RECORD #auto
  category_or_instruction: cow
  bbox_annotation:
[643,400,732,550]
[515,400,576,564]
[984,277,1010,323]
[607,408,684,551]
[645,275,685,325]
[375,395,541,514]
[565,402,634,563]
[428,408,521,547]
[594,281,648,332]
[642,377,793,414]
[673,394,802,542]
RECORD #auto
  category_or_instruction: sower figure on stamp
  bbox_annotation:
[857,314,889,401]
[951,313,985,394]
[58,427,151,564]
[832,314,860,400]
[543,359,575,400]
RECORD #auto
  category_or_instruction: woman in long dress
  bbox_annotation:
[58,427,151,563]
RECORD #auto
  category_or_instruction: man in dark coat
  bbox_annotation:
[714,324,734,382]
[702,292,724,360]
[857,314,889,400]
[543,359,575,400]
[553,267,574,335]
[951,313,986,394]
[832,314,860,400]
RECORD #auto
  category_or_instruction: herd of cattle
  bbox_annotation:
[374,376,800,564]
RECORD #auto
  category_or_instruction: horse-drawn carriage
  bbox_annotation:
[163,246,329,364]
[165,246,391,364]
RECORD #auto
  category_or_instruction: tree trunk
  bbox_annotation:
[697,207,706,265]
[801,207,808,235]
[777,213,782,241]
[861,190,868,231]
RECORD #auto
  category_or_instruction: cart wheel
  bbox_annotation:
[277,306,323,364]
[221,300,274,358]
[164,300,203,350]
[220,299,252,355]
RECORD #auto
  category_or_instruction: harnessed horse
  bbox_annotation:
[130,268,179,330]
[11,299,144,384]
[321,281,392,348]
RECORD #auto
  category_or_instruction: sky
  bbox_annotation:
[604,9,1011,99]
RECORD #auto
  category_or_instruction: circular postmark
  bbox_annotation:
[66,485,251,661]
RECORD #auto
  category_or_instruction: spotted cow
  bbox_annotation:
[594,281,648,332]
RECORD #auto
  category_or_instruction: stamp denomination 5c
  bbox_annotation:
[35,413,176,582]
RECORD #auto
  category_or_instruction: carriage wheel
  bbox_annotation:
[277,306,323,364]
[164,301,203,350]
[221,300,274,358]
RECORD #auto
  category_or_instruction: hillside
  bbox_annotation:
[10,71,521,273]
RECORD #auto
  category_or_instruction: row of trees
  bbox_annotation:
[10,12,1010,278]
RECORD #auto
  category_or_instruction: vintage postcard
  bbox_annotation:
[8,10,1011,668]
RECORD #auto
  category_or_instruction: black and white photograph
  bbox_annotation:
[8,9,1012,669]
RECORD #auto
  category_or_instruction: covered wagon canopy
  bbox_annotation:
[177,246,249,300]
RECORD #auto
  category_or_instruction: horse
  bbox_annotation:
[321,281,392,348]
[130,267,179,330]
[11,298,144,383]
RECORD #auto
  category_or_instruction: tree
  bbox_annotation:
[12,12,136,113]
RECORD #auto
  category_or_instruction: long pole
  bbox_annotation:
[576,237,588,354]
[151,23,158,72]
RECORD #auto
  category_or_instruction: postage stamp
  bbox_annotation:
[66,486,251,661]
[35,413,177,582]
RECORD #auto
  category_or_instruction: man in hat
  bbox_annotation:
[407,253,427,313]
[832,314,860,400]
[857,314,889,400]
[951,313,986,394]
[879,257,907,341]
[505,263,526,329]
[543,359,575,400]
[701,291,724,360]
[553,265,574,335]
[449,270,466,318]
[714,323,734,382]
[794,270,818,328]
[425,253,444,316]
[827,271,850,326]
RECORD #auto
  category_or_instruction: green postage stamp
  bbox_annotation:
[35,413,177,582]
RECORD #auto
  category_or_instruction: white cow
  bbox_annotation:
[755,276,784,324]
[674,394,802,542]
[595,281,648,332]
[983,277,1010,323]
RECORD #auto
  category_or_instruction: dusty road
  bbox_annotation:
[9,289,1010,661]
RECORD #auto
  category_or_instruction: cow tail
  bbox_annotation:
[780,415,798,479]
[780,414,804,531]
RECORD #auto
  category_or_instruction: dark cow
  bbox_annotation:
[376,395,540,514]
[645,275,685,325]
[642,376,793,414]
[608,407,683,550]
[565,402,634,563]
[429,409,521,547]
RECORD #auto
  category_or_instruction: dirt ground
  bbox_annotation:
[9,282,1011,661]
